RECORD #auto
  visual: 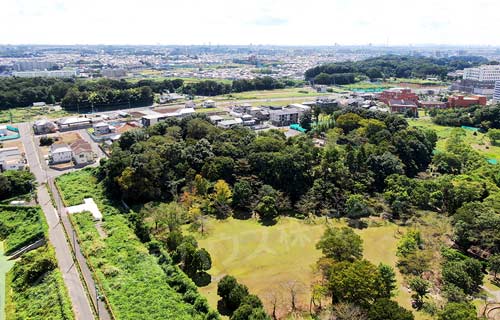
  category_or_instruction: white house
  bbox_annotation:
[0,147,26,171]
[33,119,58,134]
[57,117,92,131]
[93,122,114,135]
[70,140,95,165]
[217,118,243,129]
[202,100,216,108]
[49,143,73,164]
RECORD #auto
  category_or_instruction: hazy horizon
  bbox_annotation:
[2,0,500,46]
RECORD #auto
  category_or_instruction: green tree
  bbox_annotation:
[316,226,363,262]
[438,303,477,320]
[191,248,212,274]
[211,180,233,219]
[432,152,462,174]
[408,277,429,310]
[218,275,238,300]
[256,195,278,221]
[488,254,500,279]
[227,284,249,313]
[346,194,372,219]
[442,258,483,295]
[299,112,312,131]
[376,263,397,298]
[327,260,382,306]
[162,202,186,232]
[336,113,362,133]
[368,299,414,320]
[232,180,253,210]
[488,128,500,146]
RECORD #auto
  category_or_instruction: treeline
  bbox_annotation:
[0,170,35,201]
[0,77,183,110]
[0,76,296,110]
[60,86,154,110]
[181,77,291,96]
[97,108,436,221]
[430,104,500,130]
[305,55,488,84]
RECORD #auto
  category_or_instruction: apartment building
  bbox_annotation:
[12,69,77,78]
[463,65,500,82]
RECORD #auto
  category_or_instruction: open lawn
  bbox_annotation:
[193,217,430,319]
[220,88,330,100]
[407,117,500,161]
[0,107,73,124]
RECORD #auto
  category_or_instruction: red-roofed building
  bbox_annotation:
[388,99,418,116]
[379,88,419,105]
[418,101,447,109]
[70,139,95,165]
[447,95,487,108]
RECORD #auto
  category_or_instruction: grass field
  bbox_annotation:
[408,117,500,161]
[192,217,430,319]
[220,88,330,100]
[0,107,73,124]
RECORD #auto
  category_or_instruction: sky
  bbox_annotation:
[1,0,500,46]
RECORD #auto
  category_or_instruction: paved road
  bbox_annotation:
[48,178,111,320]
[18,123,96,320]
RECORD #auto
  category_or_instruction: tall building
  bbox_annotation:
[463,65,500,82]
[494,81,500,102]
[12,69,77,78]
[13,61,57,71]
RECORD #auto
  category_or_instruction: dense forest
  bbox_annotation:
[305,55,489,84]
[0,76,293,110]
[93,107,499,318]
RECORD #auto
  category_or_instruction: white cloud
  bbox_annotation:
[0,0,499,45]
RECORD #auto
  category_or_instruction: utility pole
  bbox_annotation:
[95,286,99,318]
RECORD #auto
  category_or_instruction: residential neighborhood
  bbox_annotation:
[2,3,500,319]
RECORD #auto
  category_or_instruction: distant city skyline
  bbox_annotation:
[2,0,500,46]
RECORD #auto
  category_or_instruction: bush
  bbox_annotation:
[0,206,45,255]
[39,136,55,146]
[7,246,74,319]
